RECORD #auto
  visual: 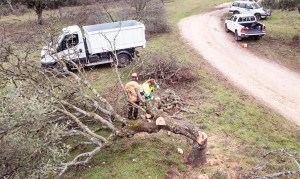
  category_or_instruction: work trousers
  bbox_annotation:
[128,101,140,120]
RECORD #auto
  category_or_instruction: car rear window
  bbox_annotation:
[238,16,255,22]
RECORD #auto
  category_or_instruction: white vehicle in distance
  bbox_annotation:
[229,1,271,20]
[225,14,266,41]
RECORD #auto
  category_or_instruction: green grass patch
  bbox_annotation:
[65,134,184,179]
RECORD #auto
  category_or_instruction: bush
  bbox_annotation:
[278,0,297,11]
[262,0,300,10]
[143,0,172,33]
[1,7,11,16]
[15,4,30,16]
[76,3,109,26]
[0,87,69,178]
[136,50,197,87]
[261,0,279,9]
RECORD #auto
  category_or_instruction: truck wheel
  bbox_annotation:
[233,11,239,15]
[225,24,229,32]
[255,14,261,20]
[53,62,64,72]
[117,53,130,68]
[53,63,68,77]
[235,31,241,41]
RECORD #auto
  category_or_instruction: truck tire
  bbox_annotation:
[235,31,242,41]
[255,13,261,20]
[117,53,130,68]
[225,24,229,32]
[53,63,68,77]
[233,11,240,15]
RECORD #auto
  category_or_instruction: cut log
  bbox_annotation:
[145,114,152,119]
[156,117,166,125]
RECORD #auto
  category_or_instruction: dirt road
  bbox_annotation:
[179,8,300,126]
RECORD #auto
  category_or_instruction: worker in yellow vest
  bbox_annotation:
[142,79,159,100]
[125,73,144,120]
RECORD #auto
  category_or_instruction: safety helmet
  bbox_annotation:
[131,73,138,77]
[131,73,138,81]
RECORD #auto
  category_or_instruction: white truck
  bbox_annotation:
[41,20,146,69]
[225,14,266,41]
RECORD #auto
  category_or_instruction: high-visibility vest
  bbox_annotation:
[125,81,143,102]
[142,83,154,95]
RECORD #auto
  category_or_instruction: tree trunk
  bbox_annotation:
[187,138,207,167]
[37,11,43,25]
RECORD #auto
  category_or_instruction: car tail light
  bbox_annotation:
[263,26,266,30]
[241,28,245,33]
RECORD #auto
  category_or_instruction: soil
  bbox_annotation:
[178,7,300,127]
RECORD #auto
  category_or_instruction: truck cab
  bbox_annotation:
[41,25,86,68]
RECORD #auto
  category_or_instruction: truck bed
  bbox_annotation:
[239,22,265,36]
[83,20,146,54]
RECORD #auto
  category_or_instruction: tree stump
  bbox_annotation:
[187,132,207,167]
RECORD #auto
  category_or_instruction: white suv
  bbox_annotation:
[229,1,271,20]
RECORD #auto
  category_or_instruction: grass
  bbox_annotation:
[66,132,188,179]
[1,0,300,178]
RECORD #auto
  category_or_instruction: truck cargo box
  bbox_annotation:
[83,20,146,55]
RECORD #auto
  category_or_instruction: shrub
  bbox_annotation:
[15,4,30,16]
[76,3,110,26]
[1,7,11,16]
[142,0,172,33]
[261,0,300,10]
[136,50,197,87]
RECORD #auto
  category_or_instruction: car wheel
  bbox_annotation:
[235,31,241,41]
[255,13,261,21]
[116,53,130,68]
[233,11,240,15]
[225,24,229,32]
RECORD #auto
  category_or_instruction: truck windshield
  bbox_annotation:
[252,3,261,9]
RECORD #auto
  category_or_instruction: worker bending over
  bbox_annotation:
[142,79,159,100]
